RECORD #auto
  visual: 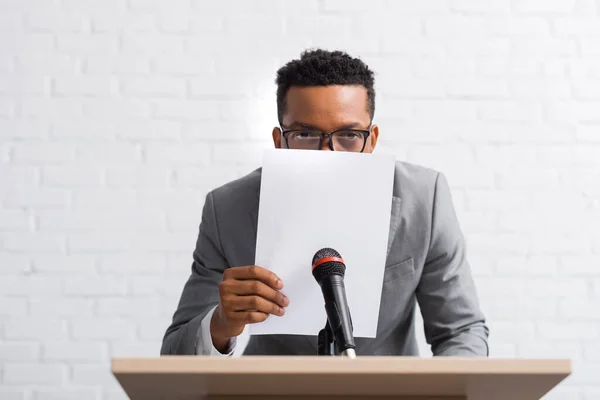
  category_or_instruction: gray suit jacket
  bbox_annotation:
[161,161,489,356]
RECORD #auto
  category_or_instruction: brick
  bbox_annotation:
[0,343,40,361]
[1,232,65,253]
[121,33,184,56]
[2,186,70,208]
[0,166,35,186]
[380,38,445,56]
[554,18,600,35]
[121,77,186,97]
[444,37,511,56]
[537,322,599,340]
[4,363,67,385]
[0,11,23,30]
[71,364,118,386]
[68,232,132,252]
[85,54,151,74]
[576,126,600,142]
[72,188,137,208]
[43,341,107,362]
[582,39,600,55]
[0,210,31,230]
[448,0,510,13]
[91,13,155,33]
[560,256,600,275]
[98,254,166,274]
[548,101,600,123]
[26,11,89,32]
[175,167,241,189]
[137,319,169,340]
[0,120,48,138]
[31,254,96,274]
[153,54,215,75]
[478,101,543,122]
[131,276,189,296]
[75,143,142,164]
[531,233,592,254]
[570,361,600,384]
[71,319,136,340]
[0,275,62,296]
[5,319,67,340]
[98,297,162,317]
[33,389,100,400]
[42,166,104,187]
[490,296,558,319]
[446,79,509,98]
[466,233,530,254]
[0,73,49,94]
[487,320,536,342]
[0,254,31,274]
[425,16,486,37]
[53,77,114,96]
[12,142,75,163]
[82,98,151,118]
[0,389,27,400]
[0,297,28,316]
[111,341,159,358]
[515,0,575,13]
[145,143,211,164]
[130,232,196,252]
[30,297,94,317]
[559,297,600,319]
[517,343,583,360]
[412,100,478,121]
[55,33,118,54]
[63,276,127,296]
[2,187,69,208]
[18,98,83,119]
[115,120,182,140]
[0,97,15,116]
[496,256,558,276]
[15,52,78,74]
[152,99,219,120]
[106,167,171,187]
[573,80,600,99]
[212,142,269,165]
[509,79,572,99]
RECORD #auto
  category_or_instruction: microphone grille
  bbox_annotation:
[312,247,346,282]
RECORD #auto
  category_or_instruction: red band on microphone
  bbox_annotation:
[312,257,345,271]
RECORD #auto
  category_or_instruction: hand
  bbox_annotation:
[210,265,289,350]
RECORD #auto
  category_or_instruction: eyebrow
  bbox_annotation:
[285,121,363,131]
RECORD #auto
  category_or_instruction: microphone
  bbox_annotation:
[312,248,356,358]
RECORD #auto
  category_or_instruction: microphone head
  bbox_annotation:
[312,247,346,283]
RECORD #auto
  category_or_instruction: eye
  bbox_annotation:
[336,131,362,140]
[289,131,320,140]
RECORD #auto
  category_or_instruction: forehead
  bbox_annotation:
[282,85,370,128]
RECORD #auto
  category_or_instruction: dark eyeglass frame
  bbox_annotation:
[280,125,372,153]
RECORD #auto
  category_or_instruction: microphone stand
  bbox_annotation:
[317,320,335,356]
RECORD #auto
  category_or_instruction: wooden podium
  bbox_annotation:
[111,356,571,400]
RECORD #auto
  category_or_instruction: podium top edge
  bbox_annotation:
[111,356,571,376]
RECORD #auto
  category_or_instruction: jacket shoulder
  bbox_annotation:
[392,160,440,200]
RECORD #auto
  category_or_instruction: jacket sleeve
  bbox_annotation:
[160,191,230,355]
[416,172,490,356]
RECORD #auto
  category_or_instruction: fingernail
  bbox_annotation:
[279,307,285,315]
[283,296,290,306]
[276,279,283,289]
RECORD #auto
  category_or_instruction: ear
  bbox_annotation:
[272,127,283,148]
[368,124,379,152]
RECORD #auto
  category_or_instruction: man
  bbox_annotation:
[161,49,489,357]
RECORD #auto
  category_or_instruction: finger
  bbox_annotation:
[227,265,283,290]
[231,280,289,308]
[229,295,285,317]
[229,311,270,324]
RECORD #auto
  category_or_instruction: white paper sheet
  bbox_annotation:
[250,149,396,338]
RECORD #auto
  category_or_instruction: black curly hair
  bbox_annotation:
[275,49,376,125]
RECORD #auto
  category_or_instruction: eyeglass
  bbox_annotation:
[281,125,372,153]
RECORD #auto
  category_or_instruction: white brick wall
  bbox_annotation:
[1,1,599,399]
